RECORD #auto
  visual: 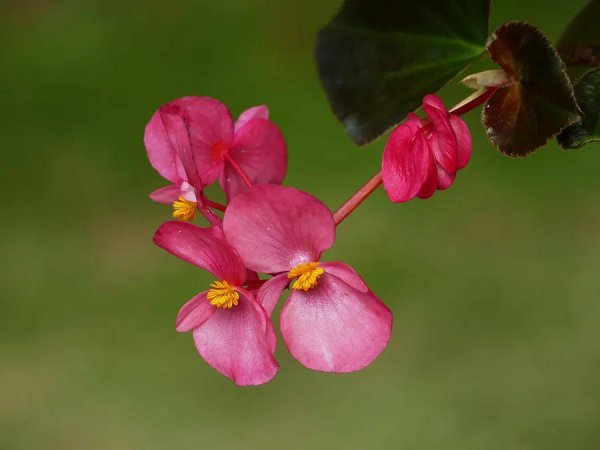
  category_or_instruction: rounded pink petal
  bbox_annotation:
[416,149,439,199]
[280,271,392,373]
[320,262,368,293]
[422,94,448,117]
[235,105,269,133]
[220,118,287,200]
[192,290,278,386]
[449,115,472,169]
[153,222,247,285]
[176,291,216,332]
[144,109,183,185]
[382,125,431,203]
[223,185,335,273]
[145,96,229,186]
[158,104,205,191]
[405,112,424,128]
[423,95,458,173]
[149,184,181,204]
[256,274,289,316]
[435,165,456,191]
[428,131,458,173]
[182,97,234,186]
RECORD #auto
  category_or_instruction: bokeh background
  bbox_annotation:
[1,0,599,449]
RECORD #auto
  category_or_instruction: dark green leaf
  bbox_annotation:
[316,0,490,145]
[558,68,600,148]
[557,0,600,68]
[483,22,580,157]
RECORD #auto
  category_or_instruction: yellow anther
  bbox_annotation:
[207,280,239,309]
[172,196,196,221]
[288,261,325,291]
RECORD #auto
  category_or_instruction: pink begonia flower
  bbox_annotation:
[144,96,287,212]
[382,94,472,203]
[223,185,392,373]
[153,221,278,386]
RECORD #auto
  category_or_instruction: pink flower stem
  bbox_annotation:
[204,198,227,212]
[195,194,226,225]
[223,152,254,189]
[197,204,223,227]
[333,172,383,225]
[332,87,497,226]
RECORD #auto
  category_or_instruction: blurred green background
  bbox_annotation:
[1,0,599,449]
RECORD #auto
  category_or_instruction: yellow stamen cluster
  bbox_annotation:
[288,261,325,291]
[207,280,239,308]
[172,196,197,221]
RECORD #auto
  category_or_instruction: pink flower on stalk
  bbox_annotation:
[153,221,278,386]
[382,95,472,203]
[145,97,287,215]
[223,185,392,373]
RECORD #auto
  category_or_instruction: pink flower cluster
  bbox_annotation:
[145,95,471,385]
[382,95,472,202]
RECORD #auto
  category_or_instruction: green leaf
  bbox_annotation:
[557,0,600,69]
[316,0,490,145]
[558,68,600,148]
[483,22,580,157]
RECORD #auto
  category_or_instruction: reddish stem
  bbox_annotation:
[204,198,227,212]
[194,194,226,225]
[223,153,254,189]
[333,172,382,225]
[332,87,496,226]
[197,204,222,227]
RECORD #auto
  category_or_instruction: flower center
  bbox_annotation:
[210,141,229,161]
[288,261,325,291]
[207,280,239,308]
[172,196,197,221]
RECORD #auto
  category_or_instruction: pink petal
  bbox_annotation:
[428,131,458,174]
[182,97,234,186]
[223,185,335,273]
[422,95,458,173]
[416,148,438,199]
[149,184,181,204]
[320,262,368,293]
[153,221,247,285]
[192,289,278,386]
[449,115,472,169]
[220,118,287,200]
[219,164,246,202]
[382,125,431,203]
[256,274,289,316]
[422,94,448,116]
[158,104,204,191]
[405,112,424,128]
[144,108,183,185]
[435,165,456,190]
[280,271,392,373]
[235,105,269,133]
[176,291,216,332]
